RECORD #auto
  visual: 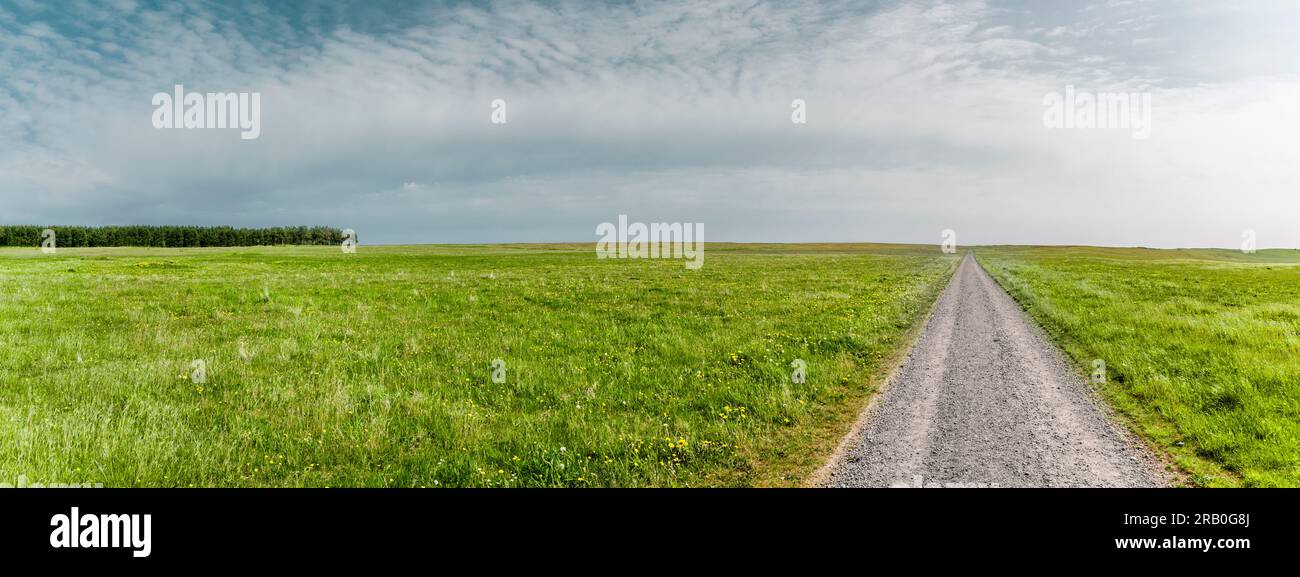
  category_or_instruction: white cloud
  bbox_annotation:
[0,0,1297,246]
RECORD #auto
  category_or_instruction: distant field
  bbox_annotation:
[0,244,956,487]
[978,246,1300,487]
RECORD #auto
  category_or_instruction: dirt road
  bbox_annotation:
[821,253,1163,487]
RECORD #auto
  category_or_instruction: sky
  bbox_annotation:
[1,0,1297,246]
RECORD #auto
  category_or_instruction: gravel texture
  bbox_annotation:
[824,253,1164,488]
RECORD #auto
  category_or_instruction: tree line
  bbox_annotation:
[0,225,349,247]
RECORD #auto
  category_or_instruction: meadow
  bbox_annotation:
[0,243,956,487]
[977,246,1300,487]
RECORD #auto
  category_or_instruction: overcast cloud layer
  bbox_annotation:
[1,0,1297,246]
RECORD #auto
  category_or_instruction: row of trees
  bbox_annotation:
[0,225,349,247]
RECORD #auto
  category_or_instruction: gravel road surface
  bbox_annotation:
[823,253,1163,487]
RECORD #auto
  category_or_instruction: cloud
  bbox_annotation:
[0,0,1297,246]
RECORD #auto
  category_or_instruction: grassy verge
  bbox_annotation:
[0,243,956,487]
[977,246,1300,487]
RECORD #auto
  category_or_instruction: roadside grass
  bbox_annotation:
[977,246,1300,487]
[0,244,955,487]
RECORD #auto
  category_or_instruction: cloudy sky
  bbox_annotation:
[1,0,1297,246]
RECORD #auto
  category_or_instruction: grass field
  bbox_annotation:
[0,243,956,487]
[977,246,1300,487]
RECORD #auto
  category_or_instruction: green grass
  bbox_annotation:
[0,243,956,487]
[977,246,1300,487]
